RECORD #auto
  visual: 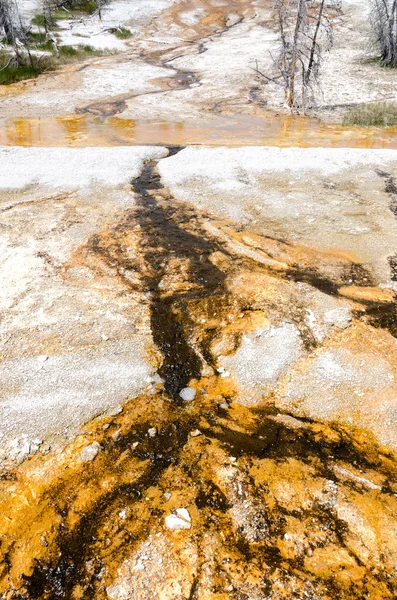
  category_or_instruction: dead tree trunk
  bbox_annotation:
[258,0,340,112]
[0,0,34,68]
[370,0,397,66]
[286,0,305,106]
[0,0,24,44]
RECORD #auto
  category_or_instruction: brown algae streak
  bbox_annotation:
[2,159,397,598]
[1,388,397,599]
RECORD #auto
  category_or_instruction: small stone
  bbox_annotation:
[190,429,202,437]
[118,509,127,519]
[230,456,237,463]
[111,429,121,441]
[179,387,196,401]
[219,402,229,410]
[148,427,157,437]
[132,441,140,448]
[20,440,31,456]
[163,491,172,500]
[79,441,100,463]
[176,507,191,521]
[165,508,192,530]
[101,333,109,341]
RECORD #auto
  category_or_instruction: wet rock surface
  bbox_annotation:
[0,145,397,598]
[1,387,397,599]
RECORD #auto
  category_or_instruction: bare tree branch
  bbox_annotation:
[256,0,341,112]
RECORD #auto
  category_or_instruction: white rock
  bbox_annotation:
[148,427,157,437]
[190,429,202,437]
[165,508,192,530]
[79,441,100,462]
[111,429,121,441]
[179,387,196,401]
[175,508,191,521]
[324,307,352,330]
[20,440,31,457]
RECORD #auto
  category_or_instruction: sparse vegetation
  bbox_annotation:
[112,27,132,39]
[65,0,99,15]
[0,41,108,84]
[0,51,53,84]
[27,30,47,43]
[0,0,114,85]
[35,39,55,51]
[31,13,47,28]
[57,43,107,61]
[343,102,397,127]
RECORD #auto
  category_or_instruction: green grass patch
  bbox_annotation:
[58,44,80,56]
[60,0,99,16]
[28,31,47,43]
[36,40,56,51]
[73,0,98,14]
[112,27,133,39]
[0,53,54,85]
[57,44,106,62]
[31,14,47,27]
[343,102,397,127]
[0,43,108,85]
